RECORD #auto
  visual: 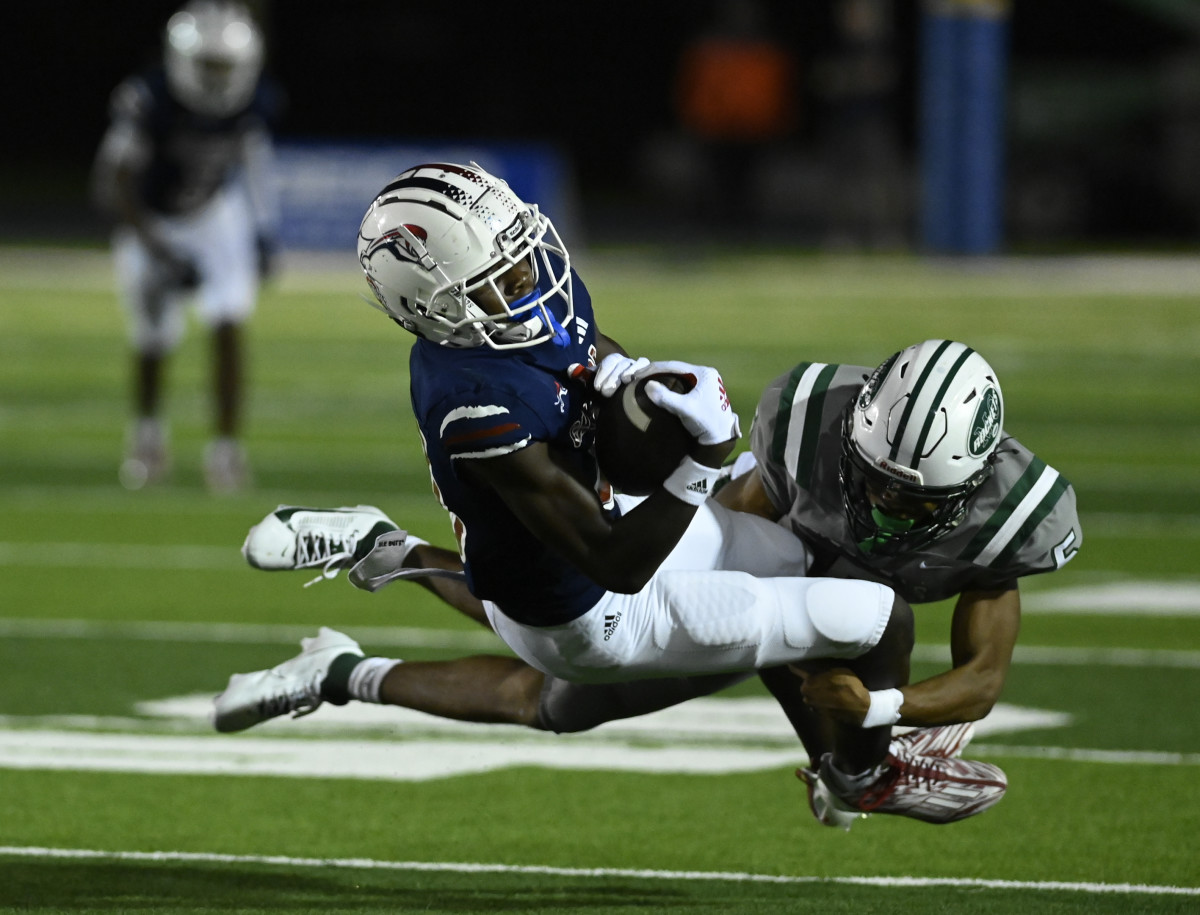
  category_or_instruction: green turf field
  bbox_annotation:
[1,246,1198,913]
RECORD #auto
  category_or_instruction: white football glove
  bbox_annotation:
[638,359,741,446]
[593,353,650,397]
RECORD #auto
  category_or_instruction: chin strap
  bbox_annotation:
[542,309,570,347]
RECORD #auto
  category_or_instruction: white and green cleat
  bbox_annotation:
[242,504,457,590]
[211,627,363,733]
[242,505,400,585]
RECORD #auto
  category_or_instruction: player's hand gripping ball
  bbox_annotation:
[595,373,694,495]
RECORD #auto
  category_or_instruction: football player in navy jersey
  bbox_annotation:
[214,164,1015,827]
[91,1,281,492]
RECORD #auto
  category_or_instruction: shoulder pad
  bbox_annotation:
[752,361,867,486]
[954,444,1082,576]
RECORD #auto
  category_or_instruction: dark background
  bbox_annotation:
[6,0,1199,248]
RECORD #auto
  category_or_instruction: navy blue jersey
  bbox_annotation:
[409,270,608,625]
[103,66,280,216]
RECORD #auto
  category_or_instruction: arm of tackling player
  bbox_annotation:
[892,586,1021,725]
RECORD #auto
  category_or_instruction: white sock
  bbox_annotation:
[346,657,403,703]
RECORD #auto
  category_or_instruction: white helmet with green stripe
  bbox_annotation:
[841,339,1004,554]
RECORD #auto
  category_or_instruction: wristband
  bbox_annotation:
[662,456,722,506]
[862,687,904,728]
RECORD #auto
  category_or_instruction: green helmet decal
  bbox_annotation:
[857,352,898,411]
[968,386,1002,458]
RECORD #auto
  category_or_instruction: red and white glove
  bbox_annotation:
[637,360,741,445]
[592,353,650,397]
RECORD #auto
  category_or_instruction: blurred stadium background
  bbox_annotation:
[5,0,1200,252]
[2,2,1200,912]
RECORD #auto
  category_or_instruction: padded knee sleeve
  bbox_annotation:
[805,579,894,653]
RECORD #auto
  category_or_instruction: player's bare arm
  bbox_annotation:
[595,331,628,361]
[801,587,1020,726]
[713,464,783,521]
[462,440,721,593]
[401,541,488,627]
[896,586,1020,725]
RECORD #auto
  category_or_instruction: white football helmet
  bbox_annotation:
[164,1,263,117]
[357,162,573,350]
[841,339,1004,553]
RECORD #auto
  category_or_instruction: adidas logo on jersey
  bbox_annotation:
[574,316,590,344]
[603,611,622,641]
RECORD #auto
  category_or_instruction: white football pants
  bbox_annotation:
[113,181,258,354]
[484,496,895,684]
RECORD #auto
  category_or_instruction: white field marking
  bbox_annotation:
[1,727,1196,784]
[0,618,503,652]
[129,696,1069,745]
[9,246,1200,297]
[4,615,1200,668]
[0,729,806,779]
[5,536,1199,615]
[0,542,239,571]
[1024,582,1200,615]
[0,846,1196,896]
[971,744,1200,766]
[1079,513,1200,538]
[0,701,1075,781]
[5,498,1200,540]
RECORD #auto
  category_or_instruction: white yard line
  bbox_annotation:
[0,702,1194,784]
[0,845,1195,896]
[0,698,1072,753]
[0,542,239,571]
[2,616,1199,667]
[0,617,503,652]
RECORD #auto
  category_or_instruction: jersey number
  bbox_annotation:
[1053,529,1080,568]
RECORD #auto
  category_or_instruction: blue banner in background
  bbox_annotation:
[273,141,577,251]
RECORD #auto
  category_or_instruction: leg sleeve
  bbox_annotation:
[536,671,752,733]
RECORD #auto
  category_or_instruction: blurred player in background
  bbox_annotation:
[91,1,281,492]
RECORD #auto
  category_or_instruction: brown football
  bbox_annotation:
[595,373,695,495]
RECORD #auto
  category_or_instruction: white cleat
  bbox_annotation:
[805,751,1007,827]
[211,627,363,733]
[242,505,399,585]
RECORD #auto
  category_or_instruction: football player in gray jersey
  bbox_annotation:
[721,339,1080,747]
[227,339,1079,826]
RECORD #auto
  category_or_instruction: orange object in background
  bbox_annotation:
[676,38,796,141]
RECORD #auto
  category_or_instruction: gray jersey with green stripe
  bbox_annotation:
[750,362,1082,603]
